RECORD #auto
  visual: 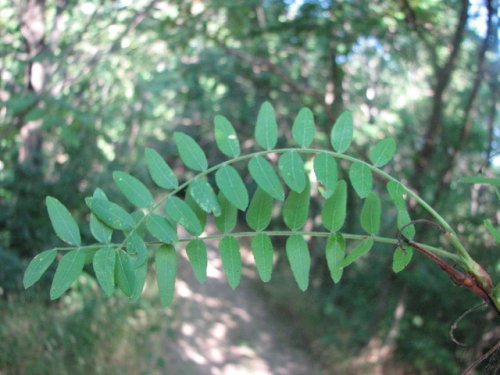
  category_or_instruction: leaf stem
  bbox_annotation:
[52,231,461,263]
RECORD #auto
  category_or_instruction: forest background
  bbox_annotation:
[0,0,499,374]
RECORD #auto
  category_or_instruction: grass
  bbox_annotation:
[0,272,175,375]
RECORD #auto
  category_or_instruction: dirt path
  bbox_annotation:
[159,242,327,375]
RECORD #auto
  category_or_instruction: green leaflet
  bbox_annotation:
[386,181,406,210]
[214,115,240,157]
[349,162,372,199]
[50,249,86,300]
[251,233,273,282]
[325,233,345,283]
[174,132,208,172]
[131,261,148,301]
[215,192,237,233]
[248,156,284,201]
[246,188,273,231]
[339,238,374,268]
[321,180,347,232]
[255,101,278,150]
[360,192,381,235]
[484,219,500,243]
[189,178,221,216]
[127,232,148,268]
[85,198,135,231]
[286,234,310,291]
[369,137,396,167]
[46,196,81,246]
[215,165,249,211]
[330,111,353,153]
[23,249,57,289]
[219,236,241,289]
[313,153,338,199]
[115,250,136,297]
[459,176,500,186]
[278,151,306,193]
[155,244,177,307]
[392,246,413,273]
[113,171,154,208]
[185,186,207,229]
[283,179,310,230]
[93,247,116,296]
[165,196,203,236]
[146,214,178,244]
[145,148,178,190]
[90,189,113,244]
[186,239,207,284]
[397,208,415,240]
[292,107,315,147]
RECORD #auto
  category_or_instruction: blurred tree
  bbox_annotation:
[0,0,498,373]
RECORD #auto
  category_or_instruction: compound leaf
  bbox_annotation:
[86,198,135,231]
[360,192,381,234]
[246,188,273,231]
[145,148,178,190]
[283,179,310,230]
[156,244,177,307]
[321,180,347,232]
[93,247,116,296]
[340,238,374,268]
[255,101,278,150]
[325,233,345,283]
[215,192,237,233]
[186,239,207,284]
[165,196,203,235]
[392,247,413,273]
[286,234,310,291]
[50,249,86,300]
[248,156,284,201]
[23,249,57,289]
[214,115,240,157]
[278,151,306,193]
[313,153,338,199]
[251,233,273,282]
[189,178,221,216]
[220,236,241,289]
[330,111,353,153]
[215,165,249,211]
[349,162,372,198]
[114,171,154,209]
[46,196,81,246]
[146,214,178,244]
[174,132,208,172]
[292,107,315,147]
[369,137,396,167]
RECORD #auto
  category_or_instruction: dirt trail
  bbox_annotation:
[159,243,328,375]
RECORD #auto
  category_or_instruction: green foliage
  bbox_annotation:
[219,236,242,289]
[145,148,179,190]
[46,197,81,246]
[23,103,497,320]
[286,234,311,291]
